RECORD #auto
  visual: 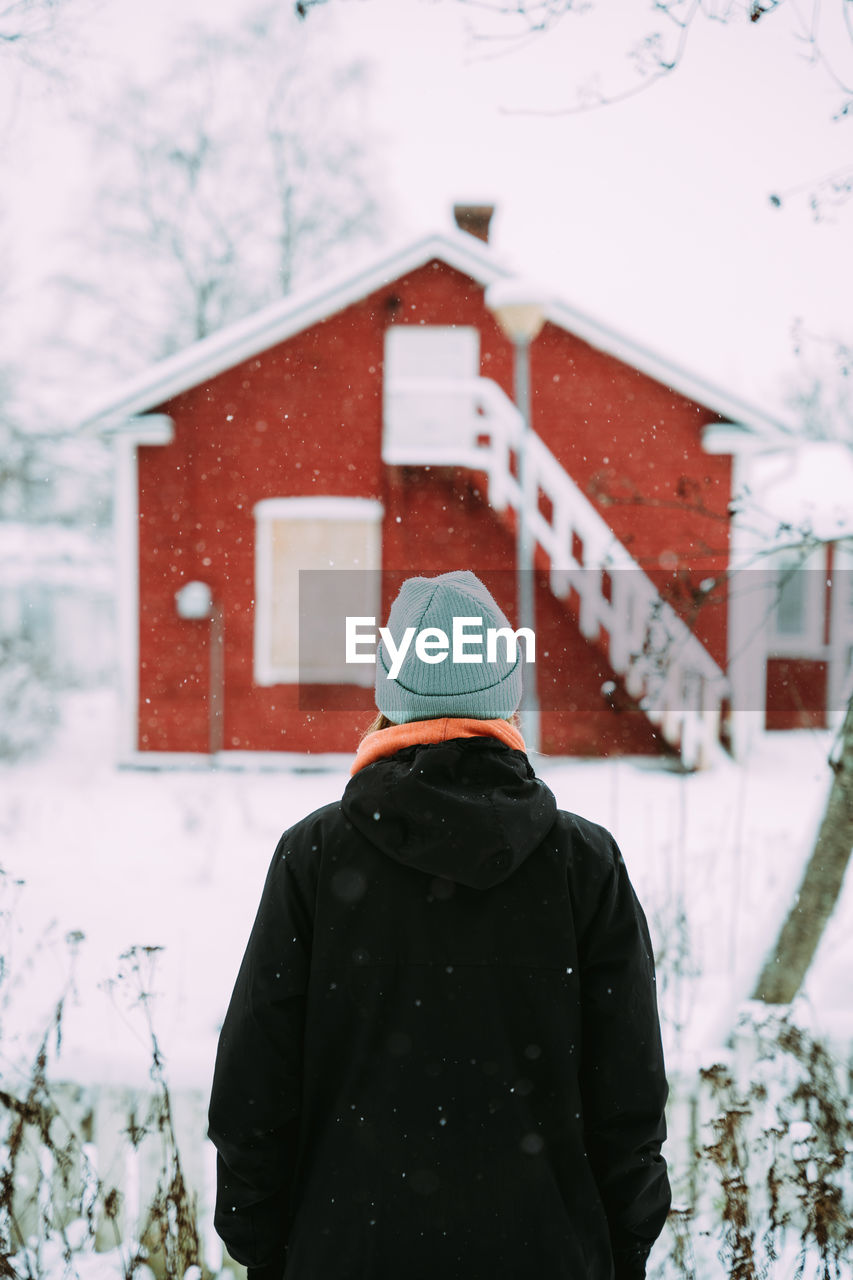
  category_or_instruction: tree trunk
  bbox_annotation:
[751,692,853,1004]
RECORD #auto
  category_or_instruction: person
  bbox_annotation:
[208,570,671,1280]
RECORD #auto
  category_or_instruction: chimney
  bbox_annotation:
[453,204,495,244]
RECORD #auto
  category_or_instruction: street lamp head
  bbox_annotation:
[485,278,549,345]
[176,580,214,620]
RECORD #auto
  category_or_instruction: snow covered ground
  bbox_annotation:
[4,690,853,1278]
[2,689,850,1097]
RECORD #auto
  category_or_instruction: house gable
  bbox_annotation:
[90,230,796,762]
[124,256,732,758]
[82,229,789,441]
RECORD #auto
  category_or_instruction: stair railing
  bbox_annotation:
[384,376,728,766]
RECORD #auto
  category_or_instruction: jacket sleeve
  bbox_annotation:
[208,830,314,1272]
[576,830,671,1279]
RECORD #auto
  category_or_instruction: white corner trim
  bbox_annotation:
[112,416,174,760]
[702,421,785,455]
[108,413,175,445]
[702,422,753,454]
[114,435,141,760]
[254,509,273,688]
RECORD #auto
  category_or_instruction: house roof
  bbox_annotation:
[79,227,791,439]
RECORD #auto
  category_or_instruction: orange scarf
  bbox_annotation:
[351,718,526,776]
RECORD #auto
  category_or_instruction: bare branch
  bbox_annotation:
[67,2,384,364]
[295,0,853,128]
[0,0,65,45]
[770,162,853,218]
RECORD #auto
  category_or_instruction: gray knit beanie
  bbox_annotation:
[375,571,523,724]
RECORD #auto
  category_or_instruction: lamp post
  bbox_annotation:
[176,580,224,758]
[485,279,547,755]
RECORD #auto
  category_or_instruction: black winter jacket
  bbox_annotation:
[208,737,671,1280]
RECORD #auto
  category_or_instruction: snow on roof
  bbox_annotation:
[747,442,853,544]
[78,228,790,439]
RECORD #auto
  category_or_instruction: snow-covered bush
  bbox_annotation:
[653,1009,853,1279]
[0,635,58,760]
[0,420,112,529]
[0,922,204,1280]
[652,892,701,1046]
[2,865,851,1279]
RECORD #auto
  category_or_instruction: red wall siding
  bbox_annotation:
[377,260,731,664]
[765,658,828,731]
[381,467,669,757]
[527,327,731,666]
[137,296,387,754]
[136,259,731,758]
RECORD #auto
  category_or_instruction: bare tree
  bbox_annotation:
[0,0,90,98]
[0,0,69,48]
[736,331,853,1003]
[298,0,852,82]
[787,325,853,440]
[752,690,853,1003]
[74,1,383,363]
[557,327,853,1006]
[297,0,853,213]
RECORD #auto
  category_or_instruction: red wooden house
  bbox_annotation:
[82,210,853,767]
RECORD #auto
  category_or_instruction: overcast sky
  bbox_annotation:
[4,0,852,424]
[340,0,852,419]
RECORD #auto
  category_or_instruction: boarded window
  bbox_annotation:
[384,325,479,381]
[254,497,383,685]
[383,326,482,464]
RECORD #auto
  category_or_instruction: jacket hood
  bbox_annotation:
[341,737,557,890]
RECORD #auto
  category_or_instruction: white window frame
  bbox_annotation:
[254,496,383,686]
[766,545,826,657]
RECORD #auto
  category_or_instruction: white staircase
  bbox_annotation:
[384,376,729,768]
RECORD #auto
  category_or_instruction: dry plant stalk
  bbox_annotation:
[655,1011,853,1280]
[0,904,203,1279]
